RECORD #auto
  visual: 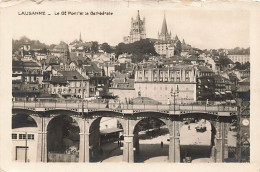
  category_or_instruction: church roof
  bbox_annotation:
[161,13,169,35]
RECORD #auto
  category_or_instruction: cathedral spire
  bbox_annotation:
[182,39,186,45]
[161,11,168,35]
[79,32,82,42]
[175,35,179,41]
[137,10,141,21]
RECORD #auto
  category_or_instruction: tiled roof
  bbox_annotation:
[23,61,41,67]
[59,71,87,81]
[50,76,68,84]
[198,66,213,73]
[112,78,134,89]
[83,62,102,73]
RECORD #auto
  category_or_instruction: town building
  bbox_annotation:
[228,54,250,64]
[234,69,250,80]
[123,10,146,44]
[50,42,70,61]
[109,77,135,103]
[196,76,215,101]
[49,71,89,99]
[236,77,250,101]
[12,60,44,101]
[214,75,232,100]
[197,66,214,77]
[134,65,197,104]
[12,127,38,162]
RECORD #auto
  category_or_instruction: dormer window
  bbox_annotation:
[73,75,77,79]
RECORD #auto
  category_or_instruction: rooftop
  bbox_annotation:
[59,71,88,81]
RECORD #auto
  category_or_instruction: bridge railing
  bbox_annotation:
[12,100,237,112]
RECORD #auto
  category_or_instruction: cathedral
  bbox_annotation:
[123,10,146,44]
[154,13,182,57]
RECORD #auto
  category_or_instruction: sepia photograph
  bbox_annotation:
[1,1,259,171]
[10,7,250,164]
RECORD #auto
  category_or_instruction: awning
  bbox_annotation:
[226,91,232,94]
[221,92,226,95]
[100,127,123,134]
[215,92,220,95]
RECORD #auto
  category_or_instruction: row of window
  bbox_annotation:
[139,71,190,75]
[138,86,192,91]
[12,134,34,140]
[137,77,190,82]
[52,88,86,94]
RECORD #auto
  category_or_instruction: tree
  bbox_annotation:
[219,56,233,69]
[174,40,182,56]
[101,42,114,53]
[115,39,158,62]
[233,61,250,70]
[234,62,242,70]
[91,41,99,54]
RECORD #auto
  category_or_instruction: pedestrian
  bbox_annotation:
[118,140,120,147]
[161,141,163,148]
[106,100,109,108]
[167,98,171,105]
[188,125,190,130]
[118,101,121,109]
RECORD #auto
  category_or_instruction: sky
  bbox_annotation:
[12,8,250,49]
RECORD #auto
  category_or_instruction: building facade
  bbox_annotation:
[228,54,250,64]
[134,66,197,104]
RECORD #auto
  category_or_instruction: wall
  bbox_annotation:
[12,127,38,162]
[134,82,196,104]
[109,88,135,102]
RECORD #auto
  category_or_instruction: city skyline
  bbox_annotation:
[12,9,249,50]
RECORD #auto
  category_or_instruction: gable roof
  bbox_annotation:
[58,71,88,81]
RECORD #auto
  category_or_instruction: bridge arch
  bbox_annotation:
[12,113,38,129]
[132,116,170,163]
[87,115,125,162]
[178,118,217,162]
[12,109,36,116]
[46,114,80,162]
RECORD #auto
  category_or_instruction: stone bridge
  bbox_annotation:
[12,101,238,163]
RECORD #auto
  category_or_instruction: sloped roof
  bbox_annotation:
[112,78,134,89]
[59,71,87,81]
[83,62,102,73]
[198,66,213,73]
[239,77,250,83]
[23,61,41,67]
[50,76,68,84]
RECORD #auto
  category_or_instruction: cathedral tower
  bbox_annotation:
[125,10,146,43]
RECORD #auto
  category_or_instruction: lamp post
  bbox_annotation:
[171,85,179,114]
[81,78,84,115]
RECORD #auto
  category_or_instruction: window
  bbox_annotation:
[12,134,17,139]
[28,134,34,140]
[19,134,26,140]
